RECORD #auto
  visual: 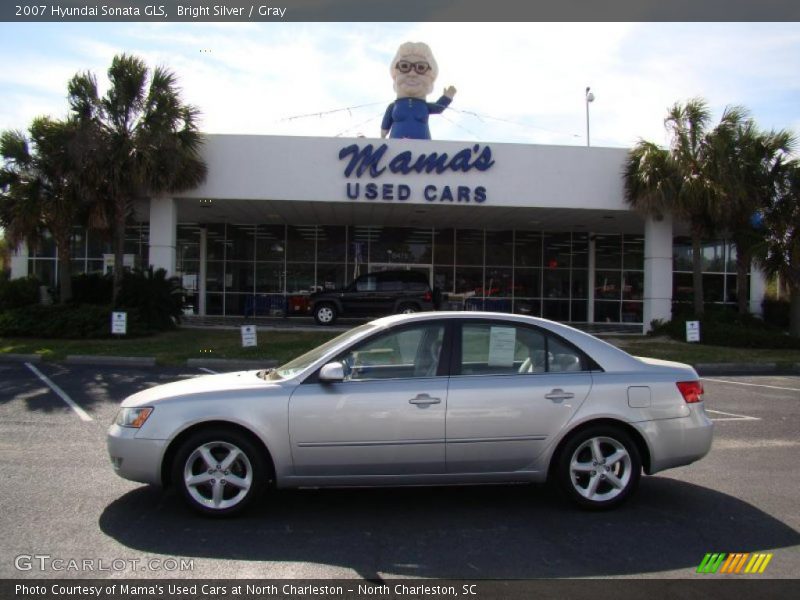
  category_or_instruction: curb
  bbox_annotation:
[694,362,781,376]
[0,353,42,363]
[65,355,156,367]
[187,358,279,370]
[180,324,350,333]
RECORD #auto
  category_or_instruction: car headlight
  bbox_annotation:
[114,407,154,428]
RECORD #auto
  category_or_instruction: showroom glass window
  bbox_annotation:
[672,237,746,310]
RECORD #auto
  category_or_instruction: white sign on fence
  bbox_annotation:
[241,325,258,348]
[686,320,701,343]
[111,312,127,335]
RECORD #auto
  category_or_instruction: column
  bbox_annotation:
[749,261,767,317]
[587,234,596,323]
[10,242,29,279]
[148,196,177,276]
[198,225,208,316]
[642,214,673,333]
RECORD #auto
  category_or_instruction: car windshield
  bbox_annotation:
[268,323,378,380]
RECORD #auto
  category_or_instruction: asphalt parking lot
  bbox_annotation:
[0,360,798,580]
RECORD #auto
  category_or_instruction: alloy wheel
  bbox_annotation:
[568,436,632,503]
[183,441,253,510]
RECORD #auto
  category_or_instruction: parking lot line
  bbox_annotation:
[702,377,800,392]
[24,362,93,422]
[705,408,761,422]
[198,367,218,374]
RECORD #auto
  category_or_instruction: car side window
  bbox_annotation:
[460,323,547,376]
[459,322,591,375]
[547,335,587,372]
[355,275,377,292]
[340,324,445,381]
[378,279,403,292]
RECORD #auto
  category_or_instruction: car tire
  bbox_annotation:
[397,302,419,314]
[172,428,267,517]
[313,303,337,325]
[555,425,641,510]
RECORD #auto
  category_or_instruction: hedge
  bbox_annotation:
[0,304,154,338]
[651,311,800,350]
[0,265,187,338]
[0,276,40,310]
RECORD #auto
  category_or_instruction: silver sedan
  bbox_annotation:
[108,312,713,516]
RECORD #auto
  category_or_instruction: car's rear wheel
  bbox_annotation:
[173,428,266,517]
[555,425,641,510]
[314,303,337,325]
[397,302,419,314]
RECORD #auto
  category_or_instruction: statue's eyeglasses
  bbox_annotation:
[395,60,431,75]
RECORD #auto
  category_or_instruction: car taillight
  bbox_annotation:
[676,381,704,403]
[423,291,432,301]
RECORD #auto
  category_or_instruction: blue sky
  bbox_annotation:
[1,22,799,148]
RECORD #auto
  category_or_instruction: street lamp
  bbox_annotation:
[585,86,595,147]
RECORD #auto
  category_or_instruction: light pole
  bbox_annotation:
[585,86,595,147]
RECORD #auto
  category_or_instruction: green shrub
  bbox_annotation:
[0,268,184,338]
[71,273,113,305]
[0,304,153,338]
[116,268,183,331]
[0,276,40,310]
[762,299,790,329]
[650,311,800,349]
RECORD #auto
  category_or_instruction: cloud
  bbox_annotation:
[1,22,799,148]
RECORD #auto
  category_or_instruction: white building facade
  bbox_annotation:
[11,134,766,331]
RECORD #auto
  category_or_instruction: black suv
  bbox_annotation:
[310,270,435,325]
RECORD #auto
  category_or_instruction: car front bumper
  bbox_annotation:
[636,404,714,474]
[107,424,168,486]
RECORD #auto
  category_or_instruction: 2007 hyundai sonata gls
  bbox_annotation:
[108,312,713,515]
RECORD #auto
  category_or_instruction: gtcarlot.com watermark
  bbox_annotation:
[15,554,194,573]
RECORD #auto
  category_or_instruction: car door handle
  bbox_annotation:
[409,394,441,406]
[545,389,575,401]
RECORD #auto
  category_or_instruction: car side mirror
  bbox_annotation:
[319,361,345,382]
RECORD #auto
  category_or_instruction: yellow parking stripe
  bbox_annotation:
[744,554,761,573]
[758,554,773,573]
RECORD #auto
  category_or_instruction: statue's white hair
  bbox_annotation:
[390,42,439,80]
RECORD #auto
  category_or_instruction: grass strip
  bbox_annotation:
[2,330,800,367]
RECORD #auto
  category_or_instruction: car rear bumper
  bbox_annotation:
[636,404,714,474]
[107,424,167,486]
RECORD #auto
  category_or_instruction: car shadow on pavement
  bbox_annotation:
[99,476,799,579]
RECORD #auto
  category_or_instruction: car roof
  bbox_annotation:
[361,270,427,279]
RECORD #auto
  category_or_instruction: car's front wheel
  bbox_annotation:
[313,303,337,325]
[172,428,267,517]
[555,425,641,510]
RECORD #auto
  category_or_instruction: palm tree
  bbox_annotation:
[761,161,800,336]
[0,117,87,303]
[67,54,207,302]
[624,98,721,317]
[0,236,9,274]
[707,117,796,314]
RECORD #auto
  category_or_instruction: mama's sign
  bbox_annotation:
[338,143,494,203]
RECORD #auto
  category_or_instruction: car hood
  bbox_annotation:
[121,370,281,407]
[310,288,345,298]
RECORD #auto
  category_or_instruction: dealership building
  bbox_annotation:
[10,134,766,332]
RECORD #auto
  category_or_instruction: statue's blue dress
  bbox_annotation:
[381,96,452,139]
